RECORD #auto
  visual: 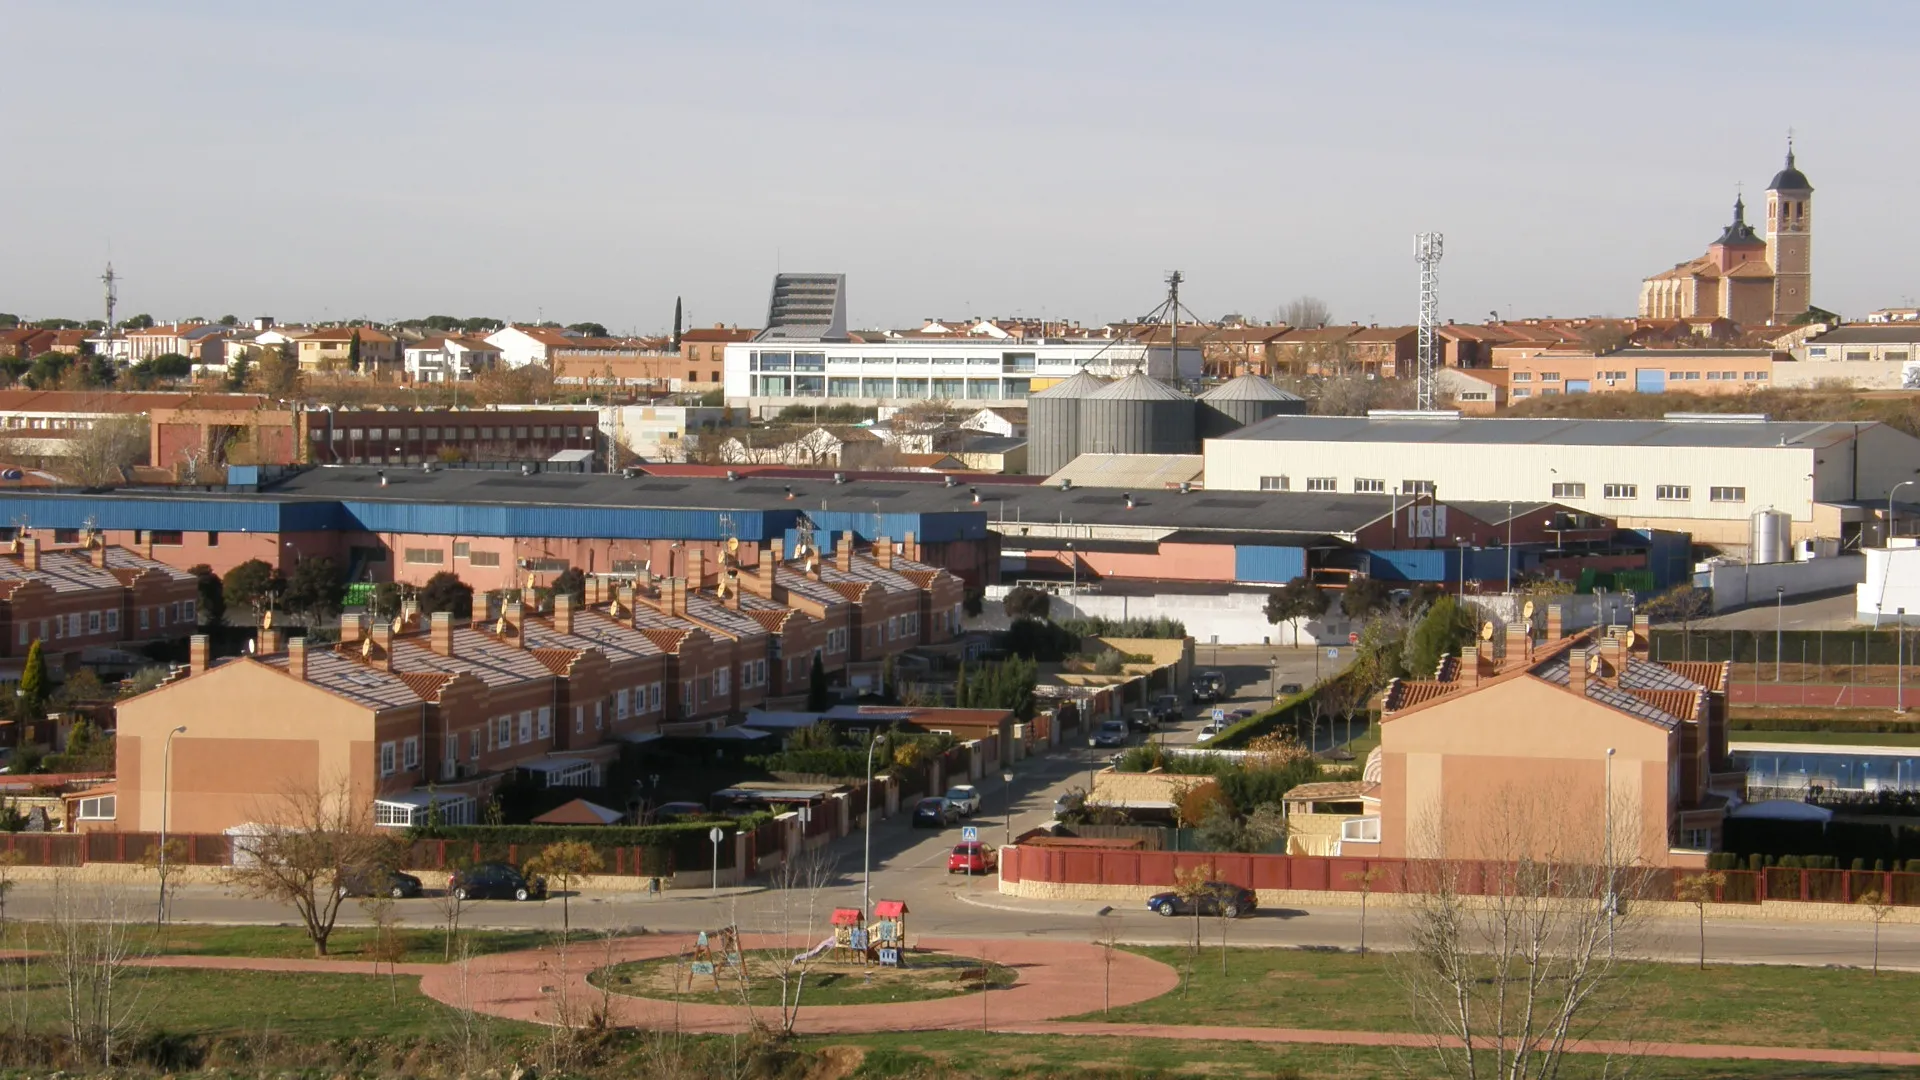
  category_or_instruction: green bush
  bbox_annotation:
[1056,615,1187,639]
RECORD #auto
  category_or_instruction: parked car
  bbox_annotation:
[1227,707,1254,721]
[944,785,982,817]
[1052,792,1086,819]
[1150,693,1183,723]
[1146,881,1258,918]
[336,868,423,900]
[1091,719,1130,748]
[947,841,997,874]
[1126,708,1158,732]
[448,862,547,902]
[913,796,960,828]
[1192,671,1227,702]
[1195,721,1224,743]
[1278,682,1304,697]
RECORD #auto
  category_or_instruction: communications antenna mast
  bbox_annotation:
[101,262,119,338]
[1414,233,1444,411]
[1163,270,1182,377]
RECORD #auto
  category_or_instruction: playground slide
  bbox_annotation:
[792,937,836,964]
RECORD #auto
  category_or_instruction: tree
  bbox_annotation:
[226,780,396,956]
[671,297,683,351]
[549,566,586,605]
[283,556,348,622]
[1856,887,1895,974]
[187,563,226,627]
[249,343,303,398]
[18,639,48,712]
[419,571,474,618]
[224,350,252,392]
[1278,295,1332,329]
[1340,577,1392,621]
[346,329,363,373]
[1674,871,1725,970]
[1642,583,1714,659]
[124,313,154,330]
[24,351,71,389]
[63,414,147,487]
[524,840,604,936]
[222,558,285,612]
[1402,594,1475,679]
[1002,585,1052,622]
[1264,577,1329,647]
[218,314,239,326]
[565,322,609,339]
[141,353,193,380]
[1344,868,1385,957]
[806,652,830,711]
[41,872,151,1064]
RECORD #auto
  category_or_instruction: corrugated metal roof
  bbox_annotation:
[1198,375,1304,402]
[1222,414,1869,449]
[1046,453,1203,489]
[1087,372,1191,402]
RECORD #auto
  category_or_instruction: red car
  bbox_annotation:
[947,841,997,875]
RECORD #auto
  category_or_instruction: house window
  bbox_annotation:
[1509,372,1531,382]
[150,531,183,546]
[1603,484,1637,499]
[469,551,501,567]
[1845,351,1872,362]
[616,689,631,719]
[715,667,730,695]
[453,542,470,559]
[1710,486,1746,503]
[379,741,397,777]
[1551,482,1586,499]
[518,711,533,744]
[1401,480,1435,496]
[87,611,101,633]
[183,599,195,621]
[1259,475,1289,491]
[1539,372,1561,382]
[471,730,481,760]
[1305,477,1337,492]
[207,532,220,546]
[494,716,512,748]
[77,795,116,820]
[574,706,584,733]
[1656,485,1690,501]
[402,736,419,770]
[139,608,150,631]
[404,548,445,565]
[1512,388,1531,398]
[536,707,551,739]
[1680,828,1713,850]
[649,683,662,711]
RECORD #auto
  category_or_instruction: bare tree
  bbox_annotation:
[360,894,407,1005]
[1673,871,1725,970]
[524,840,605,938]
[1345,867,1385,957]
[226,780,395,956]
[1394,786,1648,1079]
[139,837,188,927]
[41,871,151,1065]
[1279,295,1333,330]
[63,414,148,487]
[1856,887,1896,975]
[1095,911,1120,1015]
[760,844,839,1035]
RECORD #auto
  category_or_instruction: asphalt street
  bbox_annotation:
[12,653,1915,970]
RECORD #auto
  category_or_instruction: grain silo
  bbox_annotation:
[1196,375,1308,439]
[1027,371,1108,475]
[1080,372,1197,456]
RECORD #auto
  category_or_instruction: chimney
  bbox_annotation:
[1504,618,1532,669]
[189,633,210,675]
[258,625,284,655]
[875,536,894,569]
[430,611,456,656]
[903,530,918,562]
[669,578,688,616]
[1546,602,1564,641]
[288,636,308,680]
[722,573,742,610]
[584,575,604,606]
[836,531,853,572]
[88,543,106,569]
[502,601,524,643]
[370,623,394,670]
[762,538,784,591]
[522,581,542,612]
[140,533,153,560]
[400,598,421,631]
[616,585,637,622]
[555,592,575,635]
[20,537,38,571]
[1596,633,1624,684]
[687,549,705,590]
[1632,612,1651,650]
[1568,646,1589,697]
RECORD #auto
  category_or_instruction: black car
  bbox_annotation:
[448,862,547,902]
[337,868,423,900]
[1146,881,1257,918]
[912,797,960,828]
[1278,682,1304,697]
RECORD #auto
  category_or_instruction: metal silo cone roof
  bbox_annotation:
[1199,374,1304,402]
[1087,372,1190,401]
[1031,371,1108,398]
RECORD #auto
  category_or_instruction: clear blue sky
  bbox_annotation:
[4,1,1914,332]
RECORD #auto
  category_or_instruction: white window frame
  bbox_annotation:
[78,794,116,820]
[1354,478,1385,494]
[1603,483,1637,500]
[1551,482,1585,499]
[1259,475,1289,491]
[379,741,397,777]
[402,736,419,770]
[518,710,533,744]
[1710,486,1746,503]
[105,609,119,632]
[616,688,631,719]
[1655,485,1690,501]
[1305,477,1337,492]
[536,707,551,739]
[1341,816,1381,842]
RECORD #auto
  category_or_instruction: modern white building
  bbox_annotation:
[1203,412,1920,553]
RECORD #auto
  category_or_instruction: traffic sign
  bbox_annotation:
[1327,648,1339,660]
[1211,708,1226,724]
[1348,632,1360,645]
[961,825,979,843]
[709,826,725,844]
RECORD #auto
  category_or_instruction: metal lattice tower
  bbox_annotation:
[101,262,119,336]
[1414,233,1444,411]
[1163,270,1183,377]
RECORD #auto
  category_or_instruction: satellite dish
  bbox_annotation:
[391,615,405,633]
[726,537,740,555]
[1479,621,1494,641]
[495,616,508,636]
[805,555,821,573]
[1522,600,1536,620]
[360,635,374,658]
[1586,653,1601,676]
[261,609,274,630]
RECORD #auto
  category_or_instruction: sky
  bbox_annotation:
[4,1,1916,334]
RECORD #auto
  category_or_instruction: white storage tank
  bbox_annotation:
[1750,508,1792,564]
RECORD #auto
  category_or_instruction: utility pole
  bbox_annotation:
[1414,234,1444,411]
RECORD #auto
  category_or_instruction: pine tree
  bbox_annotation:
[18,640,48,708]
[347,329,363,372]
[806,652,830,711]
[671,297,683,351]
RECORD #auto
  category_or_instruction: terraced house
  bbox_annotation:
[0,536,199,673]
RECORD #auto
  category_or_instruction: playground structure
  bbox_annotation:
[682,925,743,990]
[795,900,910,967]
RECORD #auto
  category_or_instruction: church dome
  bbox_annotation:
[1714,194,1764,247]
[1768,148,1812,192]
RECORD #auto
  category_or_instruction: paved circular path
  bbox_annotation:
[414,933,1179,1034]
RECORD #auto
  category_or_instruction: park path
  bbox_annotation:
[29,940,1920,1069]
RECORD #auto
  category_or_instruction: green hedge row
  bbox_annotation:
[1207,685,1328,750]
[409,816,771,849]
[1731,716,1920,734]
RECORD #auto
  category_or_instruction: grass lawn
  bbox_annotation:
[0,921,551,964]
[1086,946,1920,1053]
[590,949,1016,1006]
[828,1031,1920,1079]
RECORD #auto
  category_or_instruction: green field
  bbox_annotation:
[0,921,551,964]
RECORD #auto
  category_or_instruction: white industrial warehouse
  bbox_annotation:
[1202,412,1920,555]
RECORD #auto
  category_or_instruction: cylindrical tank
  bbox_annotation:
[1196,374,1308,438]
[1026,371,1108,476]
[1750,508,1792,564]
[1080,372,1196,456]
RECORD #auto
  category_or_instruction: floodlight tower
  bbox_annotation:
[1414,233,1444,411]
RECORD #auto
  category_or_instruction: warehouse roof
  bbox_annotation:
[1219,414,1871,450]
[1045,454,1204,489]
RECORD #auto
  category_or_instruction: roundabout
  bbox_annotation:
[416,933,1181,1034]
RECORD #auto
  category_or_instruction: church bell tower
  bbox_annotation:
[1765,139,1814,321]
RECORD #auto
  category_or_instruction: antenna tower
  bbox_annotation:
[1414,234,1444,411]
[1162,270,1182,377]
[101,262,119,337]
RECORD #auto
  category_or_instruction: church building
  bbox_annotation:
[1638,145,1813,325]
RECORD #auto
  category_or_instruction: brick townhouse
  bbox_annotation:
[0,537,199,669]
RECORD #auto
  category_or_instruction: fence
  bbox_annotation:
[999,845,1920,907]
[0,831,234,867]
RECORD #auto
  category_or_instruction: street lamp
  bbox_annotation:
[158,724,188,925]
[1001,769,1016,848]
[1454,536,1468,600]
[1603,746,1617,957]
[1889,479,1918,545]
[1775,586,1786,683]
[1269,654,1278,702]
[1901,609,1908,714]
[1066,542,1077,596]
[862,734,887,921]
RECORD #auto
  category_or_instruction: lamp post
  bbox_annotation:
[1775,586,1786,682]
[862,734,887,921]
[1067,541,1077,597]
[158,724,188,925]
[1455,537,1468,600]
[1001,769,1016,848]
[1889,479,1918,545]
[1603,746,1617,958]
[1901,609,1908,714]
[1505,502,1514,593]
[1269,654,1278,702]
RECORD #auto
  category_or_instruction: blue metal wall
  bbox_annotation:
[1233,545,1306,584]
[340,501,792,542]
[0,494,298,532]
[1363,547,1521,583]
